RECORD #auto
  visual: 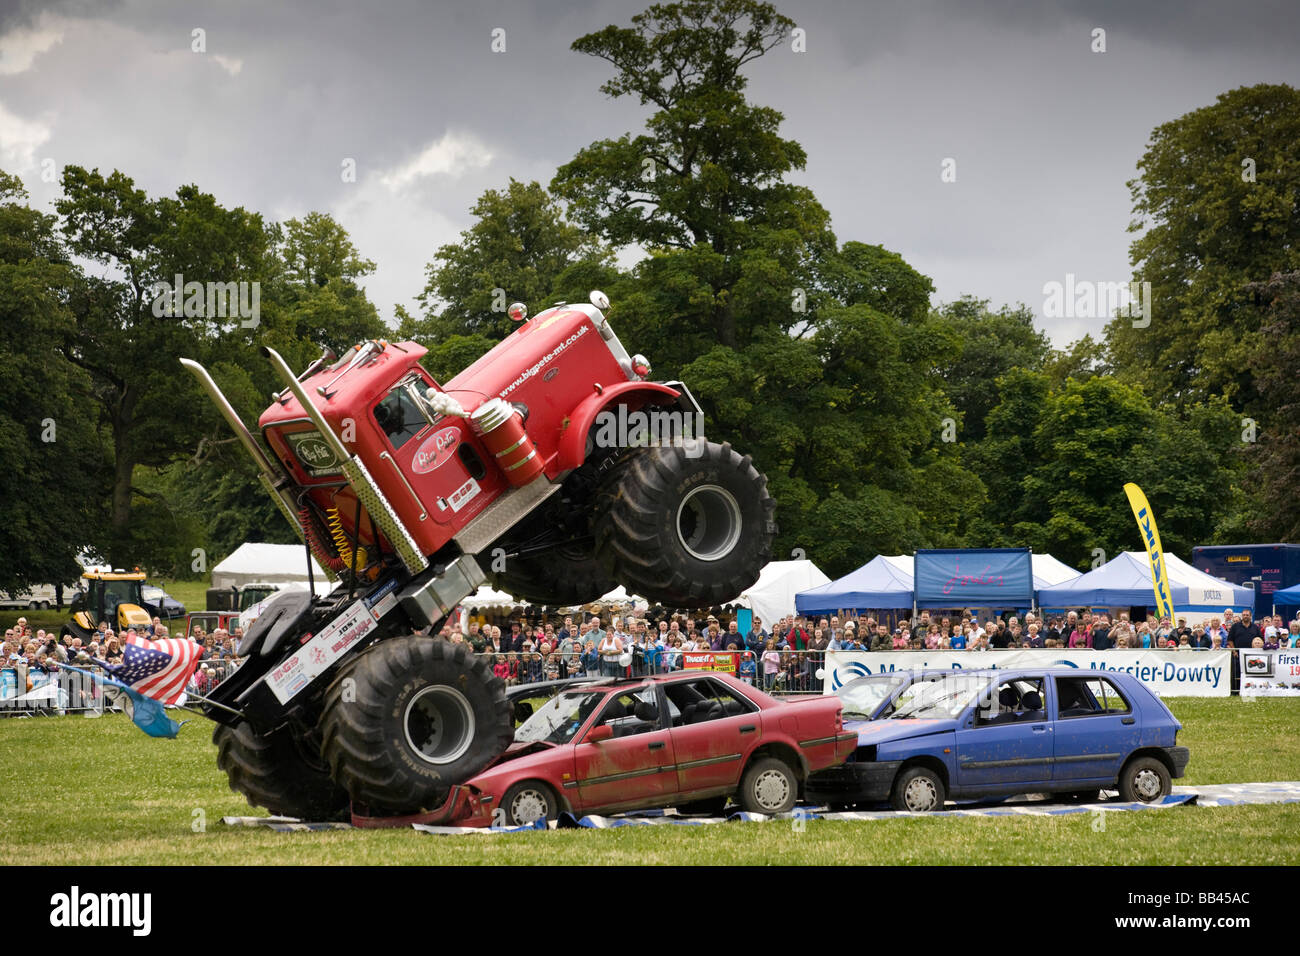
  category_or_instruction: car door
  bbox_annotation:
[572,685,678,812]
[1052,675,1140,786]
[665,677,758,795]
[953,676,1053,793]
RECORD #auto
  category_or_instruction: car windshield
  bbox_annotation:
[514,689,607,744]
[891,674,994,720]
[836,675,907,718]
[142,586,163,600]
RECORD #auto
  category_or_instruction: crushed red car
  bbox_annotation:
[403,672,855,827]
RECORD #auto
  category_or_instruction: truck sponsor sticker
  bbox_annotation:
[448,477,481,513]
[364,577,401,619]
[267,600,376,704]
[411,426,461,474]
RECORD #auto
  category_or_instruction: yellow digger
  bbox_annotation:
[63,569,153,640]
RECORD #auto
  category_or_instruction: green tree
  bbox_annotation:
[552,0,835,354]
[932,296,1051,442]
[0,170,104,592]
[546,0,974,575]
[55,166,276,565]
[1106,84,1300,410]
[414,179,612,343]
[1241,271,1300,540]
[978,376,1243,570]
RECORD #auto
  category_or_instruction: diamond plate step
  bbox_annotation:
[453,478,561,556]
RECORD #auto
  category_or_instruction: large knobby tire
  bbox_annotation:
[890,765,946,812]
[738,757,798,815]
[213,721,349,821]
[1119,756,1171,803]
[594,441,775,606]
[319,636,513,813]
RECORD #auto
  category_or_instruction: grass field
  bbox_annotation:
[2,696,1298,865]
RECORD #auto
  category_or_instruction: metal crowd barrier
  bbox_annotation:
[0,656,245,718]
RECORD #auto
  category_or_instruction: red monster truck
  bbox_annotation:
[181,291,775,818]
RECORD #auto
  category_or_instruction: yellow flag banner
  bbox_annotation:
[1123,482,1175,621]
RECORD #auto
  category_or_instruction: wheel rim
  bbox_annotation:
[402,685,475,766]
[675,484,742,561]
[753,768,791,812]
[509,788,550,824]
[1133,768,1162,801]
[904,776,938,811]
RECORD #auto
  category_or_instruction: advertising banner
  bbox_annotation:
[823,649,1231,697]
[1239,648,1300,697]
[1123,482,1176,621]
[913,548,1033,607]
[682,651,737,674]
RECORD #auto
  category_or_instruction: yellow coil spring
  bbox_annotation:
[325,507,353,566]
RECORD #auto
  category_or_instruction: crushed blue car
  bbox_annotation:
[805,667,1190,811]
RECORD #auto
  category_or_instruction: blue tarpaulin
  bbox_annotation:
[914,548,1033,608]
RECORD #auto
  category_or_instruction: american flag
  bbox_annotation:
[99,634,203,706]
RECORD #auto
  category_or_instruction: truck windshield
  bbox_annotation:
[514,689,606,744]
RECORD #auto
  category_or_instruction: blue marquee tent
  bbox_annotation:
[1272,582,1300,606]
[1036,551,1253,611]
[795,555,915,613]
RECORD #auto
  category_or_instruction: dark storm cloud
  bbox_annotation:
[2,0,1297,343]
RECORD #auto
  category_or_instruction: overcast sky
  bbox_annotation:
[3,0,1297,347]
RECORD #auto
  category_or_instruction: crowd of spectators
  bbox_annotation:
[1,614,244,700]
[437,605,1300,692]
[6,603,1300,707]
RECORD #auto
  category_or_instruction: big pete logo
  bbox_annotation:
[49,886,151,936]
[1123,482,1174,621]
[411,426,460,474]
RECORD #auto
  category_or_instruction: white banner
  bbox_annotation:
[1239,648,1300,697]
[823,649,1231,697]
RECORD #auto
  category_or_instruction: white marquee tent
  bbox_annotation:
[211,543,329,590]
[736,559,831,625]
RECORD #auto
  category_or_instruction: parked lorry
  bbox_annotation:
[181,291,775,819]
[1192,543,1300,619]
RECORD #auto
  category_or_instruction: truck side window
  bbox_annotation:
[373,388,426,450]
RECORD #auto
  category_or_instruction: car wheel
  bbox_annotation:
[890,766,946,812]
[1119,756,1171,803]
[739,757,798,814]
[500,781,558,827]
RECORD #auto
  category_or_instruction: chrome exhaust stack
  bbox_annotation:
[179,357,339,582]
[260,346,429,576]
